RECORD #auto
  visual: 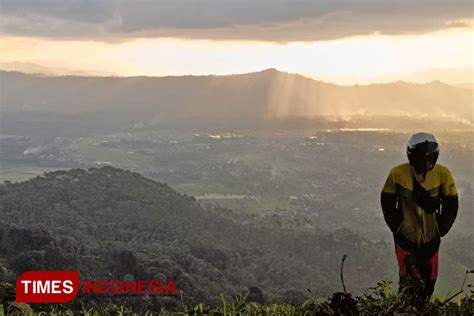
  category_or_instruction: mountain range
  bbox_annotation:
[1,69,472,135]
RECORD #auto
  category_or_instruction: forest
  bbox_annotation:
[0,167,472,314]
[0,167,391,306]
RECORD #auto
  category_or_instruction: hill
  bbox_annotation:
[0,70,472,135]
[0,167,393,308]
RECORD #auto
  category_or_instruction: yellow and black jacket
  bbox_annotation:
[381,163,458,249]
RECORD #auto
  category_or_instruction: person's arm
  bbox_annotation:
[412,179,441,214]
[437,169,459,237]
[381,170,403,234]
[381,192,402,233]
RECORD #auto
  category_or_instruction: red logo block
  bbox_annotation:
[16,271,79,303]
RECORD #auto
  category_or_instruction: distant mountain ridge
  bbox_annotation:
[1,69,472,132]
[0,62,118,77]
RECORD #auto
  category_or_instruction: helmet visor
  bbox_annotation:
[411,154,436,174]
[408,141,439,174]
[408,141,439,155]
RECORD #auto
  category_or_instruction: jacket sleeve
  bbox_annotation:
[437,169,459,237]
[412,179,441,214]
[381,192,402,233]
[381,171,403,234]
[437,196,458,237]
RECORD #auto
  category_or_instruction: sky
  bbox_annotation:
[0,0,473,84]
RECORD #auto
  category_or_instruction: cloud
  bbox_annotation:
[0,0,472,42]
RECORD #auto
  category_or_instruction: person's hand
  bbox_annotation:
[412,180,440,214]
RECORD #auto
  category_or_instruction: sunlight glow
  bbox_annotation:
[1,27,472,84]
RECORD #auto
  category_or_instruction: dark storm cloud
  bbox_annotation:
[0,0,471,41]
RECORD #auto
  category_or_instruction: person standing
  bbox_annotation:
[381,132,459,302]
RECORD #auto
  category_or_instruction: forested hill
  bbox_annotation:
[1,167,391,307]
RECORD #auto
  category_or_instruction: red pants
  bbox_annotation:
[395,243,439,300]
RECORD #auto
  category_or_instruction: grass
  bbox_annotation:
[1,281,473,316]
